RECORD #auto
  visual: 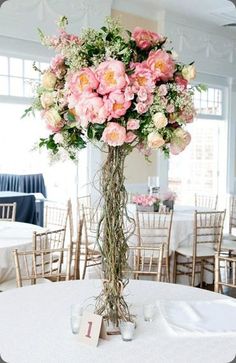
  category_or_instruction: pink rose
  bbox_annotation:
[132,27,161,49]
[170,128,191,155]
[124,86,135,101]
[158,84,168,96]
[127,119,140,130]
[125,131,136,143]
[104,90,131,119]
[67,68,98,96]
[75,92,108,126]
[41,71,57,89]
[147,50,175,81]
[101,122,126,146]
[166,104,175,113]
[136,102,149,114]
[96,60,128,95]
[137,87,148,102]
[175,75,188,89]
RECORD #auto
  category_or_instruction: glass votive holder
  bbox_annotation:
[70,304,83,334]
[143,303,156,322]
[119,321,135,342]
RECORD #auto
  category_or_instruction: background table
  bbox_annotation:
[0,280,235,363]
[0,173,47,198]
[0,191,37,224]
[0,221,44,282]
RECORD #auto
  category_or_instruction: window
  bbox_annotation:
[168,85,227,207]
[0,55,48,97]
[194,86,223,117]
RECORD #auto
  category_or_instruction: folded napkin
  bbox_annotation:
[157,299,236,335]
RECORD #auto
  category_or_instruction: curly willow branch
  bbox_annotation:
[95,146,134,327]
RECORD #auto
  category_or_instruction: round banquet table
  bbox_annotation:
[0,280,235,363]
[0,221,44,282]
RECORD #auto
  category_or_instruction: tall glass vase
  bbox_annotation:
[95,145,132,331]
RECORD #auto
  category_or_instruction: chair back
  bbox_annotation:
[215,254,236,293]
[136,210,173,253]
[194,210,226,254]
[71,219,83,280]
[229,195,236,234]
[194,194,218,210]
[33,228,66,250]
[126,244,164,281]
[13,246,71,287]
[0,202,16,221]
[78,195,91,219]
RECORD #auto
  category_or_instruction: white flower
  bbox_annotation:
[41,71,57,89]
[182,65,196,81]
[40,92,54,109]
[53,133,64,144]
[152,112,167,129]
[147,132,165,149]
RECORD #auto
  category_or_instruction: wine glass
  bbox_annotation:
[148,176,160,195]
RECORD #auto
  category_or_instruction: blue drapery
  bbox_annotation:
[0,173,47,198]
[0,192,37,224]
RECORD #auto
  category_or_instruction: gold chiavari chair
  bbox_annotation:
[136,210,173,282]
[222,195,236,254]
[194,193,218,210]
[44,199,72,245]
[214,254,236,293]
[12,246,71,288]
[80,206,102,279]
[70,219,83,280]
[77,195,91,219]
[0,202,16,221]
[173,210,226,287]
[126,244,164,282]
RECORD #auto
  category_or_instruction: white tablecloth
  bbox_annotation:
[0,221,44,282]
[0,280,235,363]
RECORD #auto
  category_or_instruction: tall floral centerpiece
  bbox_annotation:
[28,17,198,328]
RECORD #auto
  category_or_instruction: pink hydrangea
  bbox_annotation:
[147,50,175,81]
[96,60,128,95]
[67,68,98,96]
[132,27,162,50]
[101,122,126,146]
[104,90,131,119]
[75,92,108,127]
[170,128,191,155]
[125,131,136,143]
[127,119,140,130]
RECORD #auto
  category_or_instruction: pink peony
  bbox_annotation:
[132,27,161,50]
[130,62,155,92]
[125,131,137,143]
[67,68,98,96]
[75,92,108,127]
[96,60,128,95]
[104,90,131,119]
[101,122,126,146]
[170,128,191,155]
[127,119,140,130]
[147,50,175,81]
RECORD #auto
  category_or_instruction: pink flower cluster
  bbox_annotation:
[66,60,140,146]
[132,194,158,207]
[159,191,176,201]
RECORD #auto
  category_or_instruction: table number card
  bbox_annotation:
[78,312,107,347]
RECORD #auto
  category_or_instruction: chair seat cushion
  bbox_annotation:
[176,245,215,257]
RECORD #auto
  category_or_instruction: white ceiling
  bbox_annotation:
[113,0,236,27]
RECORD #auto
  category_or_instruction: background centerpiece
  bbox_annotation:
[28,16,198,329]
